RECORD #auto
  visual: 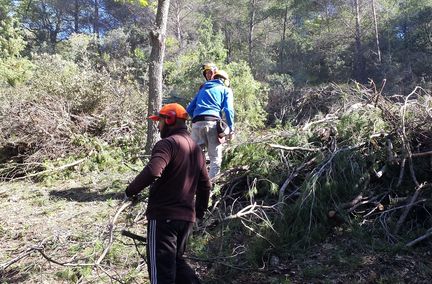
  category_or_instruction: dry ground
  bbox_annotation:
[1,178,432,284]
[0,174,149,283]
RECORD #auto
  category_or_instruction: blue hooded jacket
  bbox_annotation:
[187,79,235,131]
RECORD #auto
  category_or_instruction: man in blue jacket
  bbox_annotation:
[187,69,235,180]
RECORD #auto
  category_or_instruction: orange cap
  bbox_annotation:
[148,103,188,121]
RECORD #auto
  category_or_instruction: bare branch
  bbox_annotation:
[394,183,431,235]
[267,144,322,152]
[11,158,87,181]
[96,200,133,265]
[0,237,50,271]
[406,227,432,247]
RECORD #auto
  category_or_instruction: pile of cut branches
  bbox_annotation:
[0,90,146,180]
[197,82,432,274]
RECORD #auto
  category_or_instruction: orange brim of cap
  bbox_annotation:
[148,115,161,121]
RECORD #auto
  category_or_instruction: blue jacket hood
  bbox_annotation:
[202,79,224,89]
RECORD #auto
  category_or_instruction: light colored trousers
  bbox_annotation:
[191,121,223,179]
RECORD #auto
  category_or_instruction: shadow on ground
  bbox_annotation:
[49,186,122,202]
[0,269,30,283]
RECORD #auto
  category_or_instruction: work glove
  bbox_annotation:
[122,193,138,203]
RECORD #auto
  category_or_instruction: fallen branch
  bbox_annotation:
[1,238,95,270]
[1,223,129,284]
[240,219,275,247]
[302,114,339,131]
[406,227,432,247]
[96,200,133,265]
[186,246,249,271]
[279,157,317,202]
[36,248,94,267]
[411,150,432,158]
[408,153,419,187]
[11,158,87,181]
[340,194,363,209]
[0,237,50,271]
[347,197,378,213]
[222,202,279,221]
[267,143,322,152]
[37,248,125,283]
[396,157,406,187]
[394,183,430,235]
[386,138,395,163]
[223,202,259,221]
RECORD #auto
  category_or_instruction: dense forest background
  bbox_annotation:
[2,0,432,102]
[1,0,431,166]
[1,0,432,283]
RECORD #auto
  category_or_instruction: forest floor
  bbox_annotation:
[1,178,432,283]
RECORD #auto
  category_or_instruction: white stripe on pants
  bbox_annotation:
[148,220,157,284]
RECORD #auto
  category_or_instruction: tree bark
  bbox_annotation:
[145,0,170,154]
[50,12,62,45]
[371,0,381,63]
[224,28,233,63]
[278,4,288,73]
[248,0,256,68]
[93,0,99,38]
[353,0,366,82]
[171,0,182,47]
[74,0,80,33]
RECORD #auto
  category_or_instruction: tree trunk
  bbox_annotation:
[94,0,99,38]
[51,12,62,45]
[371,0,381,63]
[278,4,288,73]
[353,0,366,82]
[172,0,182,47]
[248,0,256,68]
[224,28,233,63]
[74,0,79,33]
[145,0,170,154]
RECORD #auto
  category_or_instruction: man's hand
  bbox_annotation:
[227,131,235,142]
[123,193,138,203]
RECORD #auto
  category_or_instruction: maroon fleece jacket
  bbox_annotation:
[125,126,211,222]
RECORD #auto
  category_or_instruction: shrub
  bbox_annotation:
[164,18,227,102]
[225,61,266,130]
[0,50,147,179]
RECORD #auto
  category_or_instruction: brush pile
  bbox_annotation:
[200,82,432,271]
[0,85,146,180]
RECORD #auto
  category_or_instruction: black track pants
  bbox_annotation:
[146,219,201,284]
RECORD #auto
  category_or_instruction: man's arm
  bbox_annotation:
[195,163,211,219]
[223,88,235,132]
[125,140,171,197]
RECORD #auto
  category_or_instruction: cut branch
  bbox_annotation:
[279,157,317,202]
[411,150,432,158]
[11,158,87,181]
[95,200,133,265]
[0,237,50,271]
[267,144,322,152]
[406,227,432,247]
[394,183,430,235]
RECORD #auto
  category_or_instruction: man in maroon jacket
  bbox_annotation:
[125,103,211,284]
